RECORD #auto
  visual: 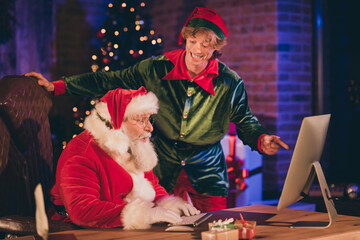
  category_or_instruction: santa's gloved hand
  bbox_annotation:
[156,195,200,216]
[148,206,182,224]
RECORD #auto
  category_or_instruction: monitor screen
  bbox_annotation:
[277,114,337,228]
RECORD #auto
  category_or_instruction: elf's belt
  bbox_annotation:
[173,140,212,151]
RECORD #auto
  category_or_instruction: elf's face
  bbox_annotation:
[123,113,153,142]
[185,32,216,69]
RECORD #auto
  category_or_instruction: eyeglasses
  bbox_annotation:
[129,116,154,129]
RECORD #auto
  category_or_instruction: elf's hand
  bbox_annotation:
[24,72,54,92]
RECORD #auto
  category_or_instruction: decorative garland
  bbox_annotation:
[0,0,16,44]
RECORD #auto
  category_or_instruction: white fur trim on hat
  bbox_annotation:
[84,102,129,156]
[124,91,159,119]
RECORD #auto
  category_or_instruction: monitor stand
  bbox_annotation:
[290,162,338,228]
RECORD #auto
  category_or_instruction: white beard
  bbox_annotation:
[118,126,158,174]
[128,138,158,173]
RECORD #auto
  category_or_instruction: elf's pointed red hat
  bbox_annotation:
[178,7,228,45]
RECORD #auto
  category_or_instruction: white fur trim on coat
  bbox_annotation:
[124,173,156,203]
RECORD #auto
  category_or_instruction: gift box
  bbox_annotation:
[234,215,256,239]
[201,228,238,240]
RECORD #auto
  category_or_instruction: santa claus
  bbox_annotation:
[50,87,199,229]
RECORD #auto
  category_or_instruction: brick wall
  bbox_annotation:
[149,0,313,195]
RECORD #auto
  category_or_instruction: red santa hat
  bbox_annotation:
[100,86,159,130]
[178,7,228,45]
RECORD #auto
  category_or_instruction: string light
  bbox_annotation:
[109,52,114,57]
[130,7,135,12]
[123,27,128,32]
[122,3,126,7]
[135,25,140,31]
[139,50,143,55]
[140,2,145,7]
[151,40,156,45]
[114,44,119,49]
[91,64,99,72]
[108,3,113,8]
[114,31,119,36]
[150,30,155,35]
[73,107,78,112]
[129,49,134,54]
[157,38,162,43]
[92,55,97,60]
[101,28,106,34]
[104,66,110,71]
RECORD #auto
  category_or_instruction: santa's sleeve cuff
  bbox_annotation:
[53,80,66,96]
[121,199,153,230]
[258,134,267,154]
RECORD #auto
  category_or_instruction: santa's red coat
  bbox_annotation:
[50,130,168,228]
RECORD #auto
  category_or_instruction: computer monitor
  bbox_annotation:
[277,114,337,228]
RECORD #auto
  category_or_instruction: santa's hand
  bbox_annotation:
[156,195,200,217]
[24,72,54,92]
[148,206,182,224]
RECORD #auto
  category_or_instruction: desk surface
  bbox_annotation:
[19,205,360,240]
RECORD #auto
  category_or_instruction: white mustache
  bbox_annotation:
[138,132,151,140]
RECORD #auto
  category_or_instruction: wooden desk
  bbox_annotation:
[18,205,360,240]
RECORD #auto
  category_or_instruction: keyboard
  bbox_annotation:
[169,213,213,227]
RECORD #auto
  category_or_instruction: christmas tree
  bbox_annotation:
[70,0,164,143]
[90,0,164,72]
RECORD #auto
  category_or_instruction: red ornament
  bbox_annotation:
[103,58,110,64]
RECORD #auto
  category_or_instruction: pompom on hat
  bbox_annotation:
[178,7,228,45]
[100,87,159,130]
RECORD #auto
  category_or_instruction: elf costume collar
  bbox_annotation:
[162,48,218,96]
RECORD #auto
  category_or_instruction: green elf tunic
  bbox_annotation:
[59,48,268,197]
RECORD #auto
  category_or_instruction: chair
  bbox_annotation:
[0,75,77,238]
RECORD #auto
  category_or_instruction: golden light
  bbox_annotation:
[79,123,84,128]
[150,30,155,35]
[140,36,144,41]
[135,20,140,25]
[72,134,77,138]
[85,110,90,115]
[140,2,145,7]
[151,40,156,45]
[114,31,119,36]
[72,107,78,112]
[114,44,119,49]
[124,27,128,32]
[135,25,140,31]
[144,36,148,40]
[109,52,114,57]
[101,28,106,34]
[122,3,126,7]
[108,3,113,8]
[129,50,134,54]
[130,7,135,12]
[157,38,162,43]
[90,100,96,105]
[91,64,99,72]
[139,50,143,55]
[92,55,97,60]
[104,66,110,71]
